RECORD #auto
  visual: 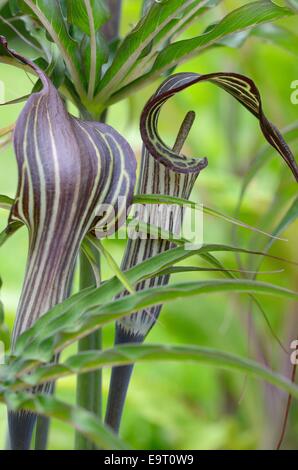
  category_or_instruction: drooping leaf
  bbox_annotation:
[1,8,67,87]
[146,1,293,79]
[109,1,293,102]
[8,344,298,401]
[117,0,222,90]
[0,222,22,248]
[130,218,288,353]
[252,24,298,56]
[205,22,298,56]
[95,0,214,100]
[254,197,298,275]
[0,195,14,211]
[55,278,297,347]
[10,247,268,368]
[89,236,136,295]
[134,194,286,241]
[239,122,298,201]
[11,252,297,365]
[157,265,283,277]
[3,392,128,450]
[22,0,86,97]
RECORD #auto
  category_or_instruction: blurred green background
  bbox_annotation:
[0,0,297,450]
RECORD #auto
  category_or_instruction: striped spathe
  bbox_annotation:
[0,36,136,449]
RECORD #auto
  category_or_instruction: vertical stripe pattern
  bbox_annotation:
[1,37,136,449]
[116,76,208,339]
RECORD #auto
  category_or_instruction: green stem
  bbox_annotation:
[74,3,122,445]
[105,111,196,434]
[75,248,102,450]
[34,415,50,450]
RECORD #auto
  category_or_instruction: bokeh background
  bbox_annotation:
[0,0,297,450]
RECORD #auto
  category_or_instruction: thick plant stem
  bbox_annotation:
[35,416,51,450]
[75,249,102,450]
[105,327,143,433]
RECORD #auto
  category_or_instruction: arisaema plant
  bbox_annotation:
[0,0,297,450]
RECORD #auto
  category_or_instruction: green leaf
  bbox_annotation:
[254,197,298,274]
[48,278,297,357]
[252,23,298,56]
[0,124,14,137]
[0,194,14,211]
[66,0,109,97]
[81,239,101,287]
[0,95,31,106]
[287,0,298,12]
[118,0,222,90]
[0,43,38,79]
[14,277,298,368]
[0,222,22,249]
[4,393,128,450]
[110,1,293,102]
[239,122,298,204]
[0,35,33,74]
[168,0,222,41]
[67,0,109,35]
[22,0,86,98]
[95,0,213,100]
[207,23,298,56]
[88,237,136,295]
[11,242,294,363]
[80,31,108,99]
[12,344,298,400]
[156,265,283,277]
[0,0,8,9]
[134,194,286,241]
[271,197,298,240]
[125,216,289,352]
[149,1,292,77]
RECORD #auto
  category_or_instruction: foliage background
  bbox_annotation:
[0,0,297,450]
